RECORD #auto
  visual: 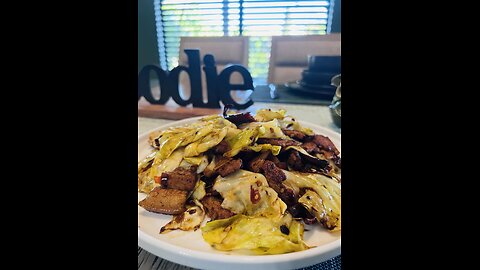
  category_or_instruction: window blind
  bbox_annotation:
[155,0,334,84]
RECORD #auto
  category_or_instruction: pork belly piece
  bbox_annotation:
[223,105,257,126]
[138,187,188,215]
[281,129,306,141]
[267,154,287,170]
[212,140,231,155]
[216,158,243,177]
[248,151,269,173]
[301,141,320,154]
[206,156,243,178]
[261,160,286,183]
[309,135,340,155]
[160,166,197,191]
[201,196,236,220]
[287,151,304,171]
[261,160,296,206]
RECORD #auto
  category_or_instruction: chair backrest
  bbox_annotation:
[268,34,341,84]
[178,36,250,104]
[179,36,249,66]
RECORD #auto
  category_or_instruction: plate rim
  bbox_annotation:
[138,116,341,270]
[285,82,336,97]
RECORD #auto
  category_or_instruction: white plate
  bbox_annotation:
[138,117,341,270]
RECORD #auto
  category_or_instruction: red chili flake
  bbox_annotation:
[250,186,261,204]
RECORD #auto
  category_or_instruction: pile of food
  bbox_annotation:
[138,108,341,255]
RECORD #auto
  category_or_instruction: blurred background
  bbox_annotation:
[138,0,341,85]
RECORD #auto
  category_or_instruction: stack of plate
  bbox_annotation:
[286,56,341,98]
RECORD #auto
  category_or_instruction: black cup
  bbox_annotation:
[307,55,341,73]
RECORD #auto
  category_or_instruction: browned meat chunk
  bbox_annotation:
[261,161,296,206]
[201,196,236,220]
[277,162,288,170]
[262,160,286,183]
[216,158,242,177]
[287,151,303,171]
[267,154,288,170]
[212,140,231,154]
[138,187,188,215]
[310,135,340,155]
[277,188,297,207]
[248,151,269,172]
[256,138,301,148]
[225,113,257,126]
[160,166,197,191]
[301,141,320,154]
[282,129,306,141]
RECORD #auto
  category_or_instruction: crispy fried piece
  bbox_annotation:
[301,141,320,154]
[205,156,243,178]
[256,138,301,148]
[267,154,281,167]
[261,160,296,206]
[160,166,198,191]
[309,135,340,155]
[248,151,269,173]
[262,160,286,182]
[216,158,243,177]
[138,187,188,215]
[225,113,256,126]
[278,188,297,207]
[212,140,231,155]
[282,129,306,141]
[267,154,287,170]
[287,151,304,171]
[201,196,235,220]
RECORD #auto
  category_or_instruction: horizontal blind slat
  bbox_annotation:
[156,0,332,80]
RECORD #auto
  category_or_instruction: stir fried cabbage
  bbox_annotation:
[241,119,288,139]
[201,214,309,254]
[254,109,286,122]
[224,127,258,157]
[185,128,228,157]
[279,118,314,136]
[283,170,341,231]
[213,170,286,219]
[161,201,206,233]
[245,144,281,156]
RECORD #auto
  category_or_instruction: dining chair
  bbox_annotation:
[178,36,250,103]
[267,34,341,85]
